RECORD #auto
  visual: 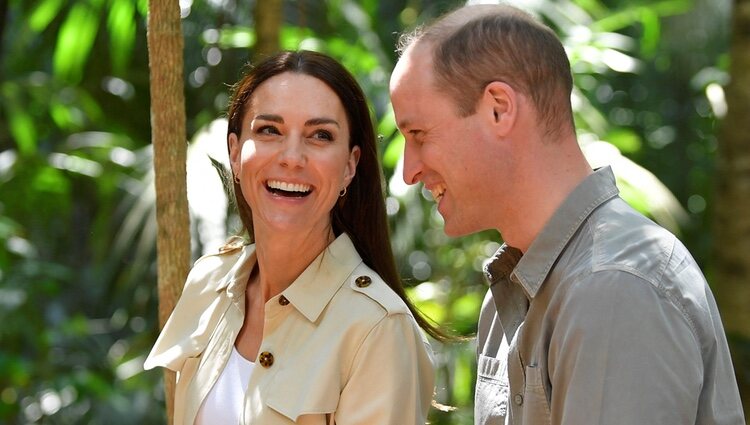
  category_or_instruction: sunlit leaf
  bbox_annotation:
[108,0,136,73]
[6,105,37,156]
[28,0,65,32]
[377,107,398,141]
[279,26,315,50]
[137,0,148,16]
[571,0,608,19]
[49,100,78,130]
[218,26,256,49]
[53,3,101,83]
[617,178,651,214]
[606,127,642,154]
[32,167,71,196]
[639,7,660,57]
[451,346,475,405]
[382,133,404,169]
[593,0,691,32]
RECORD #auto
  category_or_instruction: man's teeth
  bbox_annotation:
[430,186,446,201]
[267,180,311,193]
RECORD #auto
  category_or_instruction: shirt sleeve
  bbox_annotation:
[548,269,704,424]
[334,313,435,425]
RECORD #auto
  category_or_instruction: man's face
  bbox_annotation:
[390,45,499,237]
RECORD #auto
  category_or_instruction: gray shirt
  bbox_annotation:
[475,167,745,425]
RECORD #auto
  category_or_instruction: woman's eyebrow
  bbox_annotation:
[253,114,284,123]
[305,117,340,128]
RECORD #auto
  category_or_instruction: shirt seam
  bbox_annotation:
[589,265,701,344]
[519,187,618,296]
[343,313,390,384]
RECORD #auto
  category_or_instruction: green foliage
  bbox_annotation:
[0,0,734,423]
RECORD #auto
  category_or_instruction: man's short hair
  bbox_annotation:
[397,4,574,135]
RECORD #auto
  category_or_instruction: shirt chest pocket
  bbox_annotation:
[521,364,551,425]
[475,354,509,424]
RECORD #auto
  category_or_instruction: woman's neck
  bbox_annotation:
[251,224,335,302]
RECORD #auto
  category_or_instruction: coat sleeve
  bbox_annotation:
[334,313,435,425]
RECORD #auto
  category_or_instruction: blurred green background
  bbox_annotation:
[1,0,747,423]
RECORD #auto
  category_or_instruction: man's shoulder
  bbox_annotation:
[581,197,680,281]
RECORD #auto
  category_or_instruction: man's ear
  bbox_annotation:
[481,81,518,137]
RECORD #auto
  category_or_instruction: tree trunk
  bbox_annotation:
[253,0,283,58]
[714,0,750,418]
[146,0,190,423]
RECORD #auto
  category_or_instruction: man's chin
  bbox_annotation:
[442,220,476,238]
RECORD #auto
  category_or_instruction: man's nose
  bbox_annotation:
[402,142,422,185]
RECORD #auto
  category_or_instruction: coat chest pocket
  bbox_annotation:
[475,354,509,423]
[266,366,338,424]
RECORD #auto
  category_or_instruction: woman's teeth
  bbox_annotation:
[266,180,311,197]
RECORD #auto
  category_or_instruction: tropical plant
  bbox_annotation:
[0,0,741,423]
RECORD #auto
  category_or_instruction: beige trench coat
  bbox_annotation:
[144,234,435,424]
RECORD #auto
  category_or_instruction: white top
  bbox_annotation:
[195,345,255,424]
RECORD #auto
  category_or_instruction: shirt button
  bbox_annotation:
[355,275,372,287]
[258,351,274,368]
[278,295,289,306]
[514,393,524,405]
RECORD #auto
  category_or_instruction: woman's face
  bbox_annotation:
[229,72,360,238]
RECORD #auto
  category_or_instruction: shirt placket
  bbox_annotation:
[490,273,529,424]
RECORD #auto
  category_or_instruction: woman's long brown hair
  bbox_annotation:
[226,50,448,342]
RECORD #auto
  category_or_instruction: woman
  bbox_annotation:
[144,50,440,424]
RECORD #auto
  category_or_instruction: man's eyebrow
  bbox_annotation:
[305,117,340,128]
[396,118,411,129]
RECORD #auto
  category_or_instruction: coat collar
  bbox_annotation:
[216,233,363,322]
[282,233,363,322]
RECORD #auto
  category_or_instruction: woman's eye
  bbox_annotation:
[258,126,280,135]
[312,130,333,141]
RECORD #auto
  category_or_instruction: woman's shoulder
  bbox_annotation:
[184,237,254,292]
[333,263,412,319]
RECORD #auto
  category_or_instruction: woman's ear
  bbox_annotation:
[481,81,518,137]
[344,145,361,185]
[228,132,241,177]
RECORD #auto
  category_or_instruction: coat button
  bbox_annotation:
[278,295,289,306]
[514,393,524,405]
[355,275,372,288]
[258,351,274,368]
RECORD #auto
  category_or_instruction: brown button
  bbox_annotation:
[258,351,274,368]
[355,275,372,288]
[278,295,289,306]
[514,393,524,405]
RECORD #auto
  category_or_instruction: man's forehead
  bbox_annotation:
[391,44,433,85]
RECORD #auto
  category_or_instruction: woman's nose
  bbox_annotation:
[279,137,306,168]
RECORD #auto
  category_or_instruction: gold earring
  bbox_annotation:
[234,175,240,184]
[339,187,347,197]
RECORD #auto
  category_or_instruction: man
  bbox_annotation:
[389,4,745,424]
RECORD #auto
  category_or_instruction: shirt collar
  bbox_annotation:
[485,166,619,298]
[282,233,362,322]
